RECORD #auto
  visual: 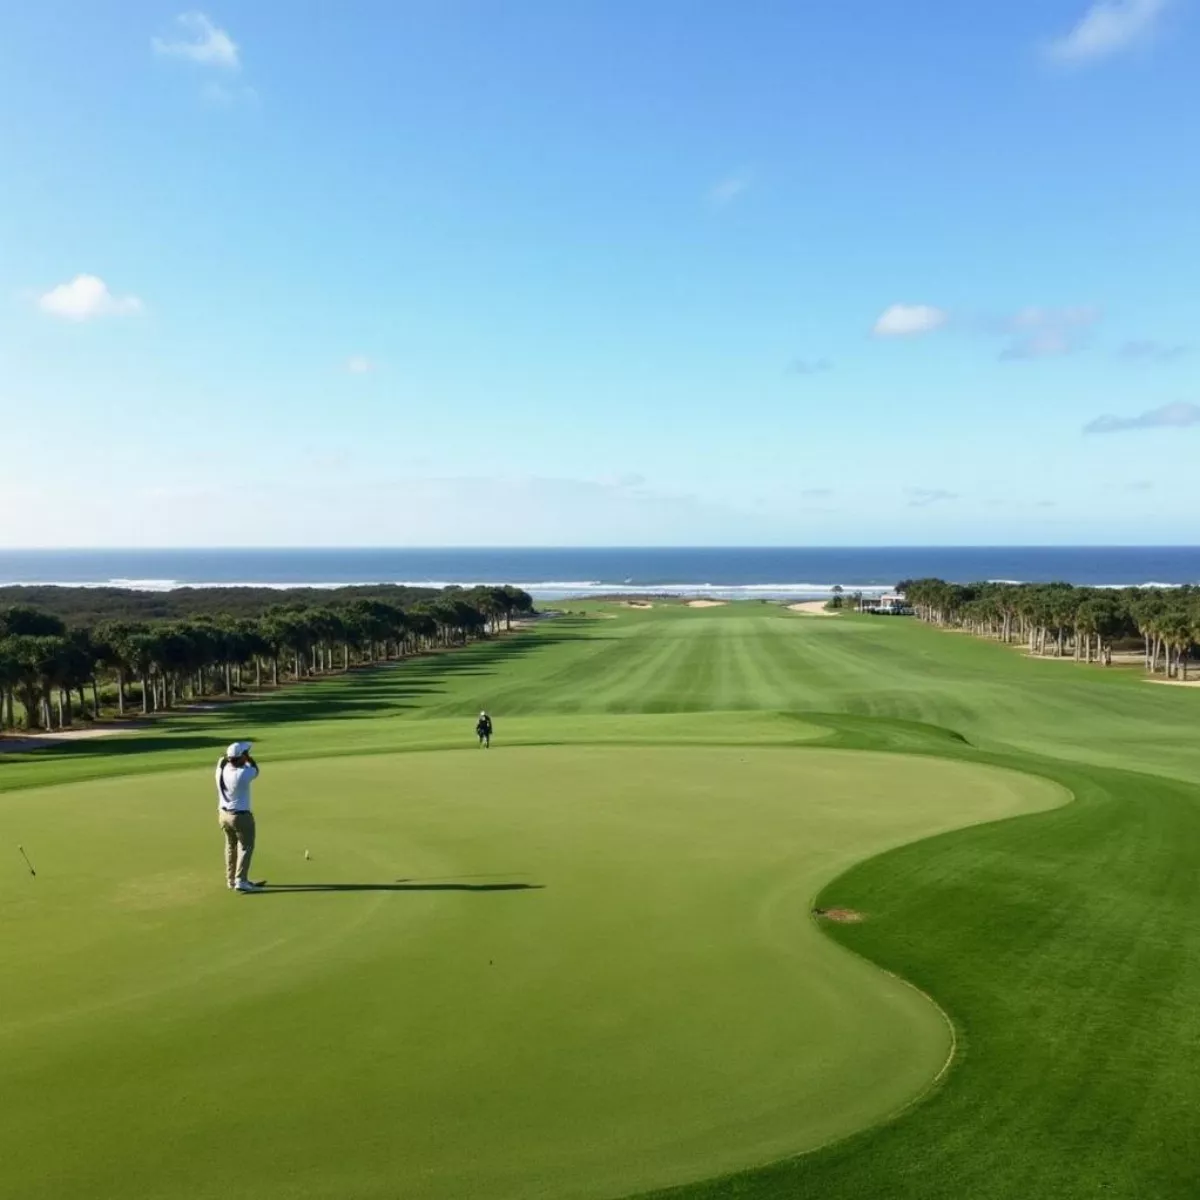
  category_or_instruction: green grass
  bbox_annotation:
[3,603,1200,1199]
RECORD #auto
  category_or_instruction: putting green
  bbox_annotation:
[1,745,1063,1200]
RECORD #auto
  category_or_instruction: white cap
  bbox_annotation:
[226,741,252,758]
[480,711,487,717]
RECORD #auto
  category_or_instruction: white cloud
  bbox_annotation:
[1044,0,1170,64]
[37,275,143,321]
[153,12,240,69]
[872,304,948,337]
[708,174,751,209]
[346,356,375,374]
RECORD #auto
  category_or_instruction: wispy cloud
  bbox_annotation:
[872,304,948,338]
[153,12,240,69]
[1083,401,1200,434]
[1125,480,1154,491]
[1118,338,1189,362]
[800,488,833,499]
[707,173,751,210]
[37,274,143,320]
[1043,0,1171,65]
[345,356,375,374]
[1000,330,1073,361]
[907,487,958,507]
[999,305,1100,360]
[1035,500,1058,509]
[787,357,833,376]
[1010,305,1100,330]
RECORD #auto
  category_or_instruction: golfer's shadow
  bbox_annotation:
[259,880,543,895]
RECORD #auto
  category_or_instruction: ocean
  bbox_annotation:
[0,548,1197,601]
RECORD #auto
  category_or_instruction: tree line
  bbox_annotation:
[898,579,1200,679]
[0,585,534,732]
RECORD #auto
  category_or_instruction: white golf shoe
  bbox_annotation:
[233,879,262,893]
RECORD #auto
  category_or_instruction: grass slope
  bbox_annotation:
[3,604,1200,1199]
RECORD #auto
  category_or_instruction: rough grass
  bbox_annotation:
[3,604,1199,1199]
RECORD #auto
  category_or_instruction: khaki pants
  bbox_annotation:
[219,810,256,884]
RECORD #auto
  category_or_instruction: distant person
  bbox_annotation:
[476,711,493,749]
[216,741,262,892]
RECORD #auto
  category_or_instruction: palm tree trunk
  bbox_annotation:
[117,669,126,715]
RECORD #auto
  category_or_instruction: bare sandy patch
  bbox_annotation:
[1020,650,1143,666]
[814,908,866,923]
[788,601,838,616]
[622,601,654,609]
[1146,677,1200,688]
[686,599,727,608]
[0,726,137,754]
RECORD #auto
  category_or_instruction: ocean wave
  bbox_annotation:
[2,577,1187,599]
[0,577,893,600]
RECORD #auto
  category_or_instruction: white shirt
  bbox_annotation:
[216,761,259,813]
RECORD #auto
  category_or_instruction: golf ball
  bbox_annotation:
[304,850,311,859]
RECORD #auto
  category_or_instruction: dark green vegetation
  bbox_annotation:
[0,585,533,730]
[3,602,1199,1199]
[901,577,1200,676]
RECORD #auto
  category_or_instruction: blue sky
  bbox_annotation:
[2,0,1198,547]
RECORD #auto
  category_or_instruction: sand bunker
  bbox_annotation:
[622,601,654,609]
[0,726,136,755]
[686,600,727,609]
[1147,677,1200,688]
[788,601,838,616]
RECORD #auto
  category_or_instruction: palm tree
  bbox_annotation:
[5,635,64,730]
[94,621,146,716]
[1128,590,1169,673]
[0,637,21,729]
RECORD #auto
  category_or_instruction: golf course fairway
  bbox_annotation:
[4,605,1200,1199]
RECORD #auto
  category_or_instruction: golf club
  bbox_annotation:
[18,845,36,877]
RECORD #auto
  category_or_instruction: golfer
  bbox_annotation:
[476,710,493,748]
[216,741,262,892]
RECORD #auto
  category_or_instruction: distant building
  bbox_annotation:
[865,593,912,615]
